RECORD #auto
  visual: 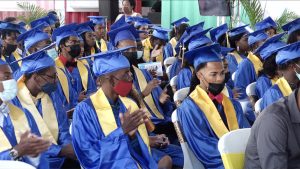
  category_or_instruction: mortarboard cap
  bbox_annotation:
[48,13,59,23]
[171,17,189,27]
[282,18,300,35]
[185,43,222,68]
[0,22,26,34]
[209,23,228,42]
[134,17,152,28]
[255,16,277,31]
[76,21,93,35]
[152,26,171,41]
[30,16,52,28]
[228,24,249,37]
[88,16,107,26]
[276,41,300,65]
[248,29,268,46]
[221,46,234,56]
[52,23,78,47]
[183,28,212,50]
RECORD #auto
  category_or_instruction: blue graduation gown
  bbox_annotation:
[225,53,246,75]
[2,54,20,72]
[169,59,182,80]
[133,69,175,124]
[260,84,284,111]
[255,74,273,99]
[0,108,49,169]
[72,96,157,169]
[176,67,192,90]
[234,58,257,100]
[177,96,249,169]
[151,144,184,167]
[12,92,72,169]
[163,43,174,60]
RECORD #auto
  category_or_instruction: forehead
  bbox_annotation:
[0,64,12,74]
[203,61,224,71]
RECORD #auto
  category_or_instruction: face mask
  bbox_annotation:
[68,44,81,58]
[0,79,18,102]
[4,44,17,56]
[208,82,226,96]
[137,51,143,59]
[55,22,60,28]
[113,77,133,97]
[224,72,231,83]
[47,48,58,60]
[41,83,57,94]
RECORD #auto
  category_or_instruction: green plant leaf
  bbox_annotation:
[16,2,48,25]
[275,9,299,32]
[239,0,265,28]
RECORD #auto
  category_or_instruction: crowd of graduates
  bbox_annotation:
[1,0,300,169]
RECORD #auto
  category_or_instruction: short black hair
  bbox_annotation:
[287,29,300,44]
[123,0,136,10]
[1,30,17,40]
[24,67,51,82]
[58,36,70,53]
[4,17,17,23]
[48,11,57,15]
[229,33,246,49]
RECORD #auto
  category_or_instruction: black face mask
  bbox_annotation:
[41,82,57,94]
[224,72,231,83]
[4,44,17,56]
[55,22,60,28]
[68,44,81,58]
[208,82,226,96]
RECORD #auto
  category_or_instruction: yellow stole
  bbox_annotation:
[96,39,108,52]
[190,86,239,139]
[55,58,70,103]
[142,38,152,62]
[229,51,244,64]
[222,86,230,98]
[90,88,151,153]
[133,66,164,119]
[91,47,96,55]
[271,77,279,85]
[1,51,22,67]
[0,103,31,152]
[169,37,177,55]
[276,77,292,97]
[247,52,263,76]
[76,60,89,92]
[17,78,58,144]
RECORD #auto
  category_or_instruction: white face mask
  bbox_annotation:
[47,48,58,60]
[0,79,18,102]
[137,51,143,59]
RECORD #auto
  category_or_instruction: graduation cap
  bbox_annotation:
[209,23,228,42]
[185,43,222,69]
[186,21,205,34]
[0,22,26,34]
[13,50,55,74]
[18,21,26,27]
[125,16,142,24]
[282,18,300,35]
[247,29,268,46]
[152,26,171,41]
[108,16,139,47]
[17,24,50,51]
[88,16,107,26]
[183,28,212,50]
[254,33,286,60]
[48,13,59,23]
[255,16,277,31]
[228,24,249,37]
[76,21,93,35]
[221,46,234,56]
[276,41,300,65]
[79,46,133,77]
[134,17,152,28]
[30,16,52,28]
[52,23,78,47]
[171,17,189,27]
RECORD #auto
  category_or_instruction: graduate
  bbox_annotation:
[0,59,50,169]
[11,50,78,169]
[282,18,300,44]
[260,41,300,111]
[177,44,250,169]
[176,28,212,91]
[88,16,109,52]
[210,23,229,47]
[169,17,189,55]
[226,25,250,75]
[30,16,54,37]
[72,48,158,169]
[255,16,277,37]
[234,29,268,99]
[221,47,235,98]
[0,22,24,72]
[255,33,286,99]
[134,17,152,41]
[52,24,96,111]
[76,21,99,56]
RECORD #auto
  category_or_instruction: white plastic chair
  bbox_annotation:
[218,128,251,169]
[246,82,257,97]
[170,75,178,89]
[254,98,262,117]
[164,57,177,68]
[0,160,36,169]
[238,99,249,115]
[173,87,190,104]
[171,110,205,169]
[166,65,173,80]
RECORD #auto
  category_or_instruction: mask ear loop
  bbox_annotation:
[198,72,209,91]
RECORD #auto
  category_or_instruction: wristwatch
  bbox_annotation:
[9,148,20,161]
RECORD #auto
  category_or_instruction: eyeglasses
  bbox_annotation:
[39,73,58,82]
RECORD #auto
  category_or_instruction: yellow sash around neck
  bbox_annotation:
[247,52,263,76]
[189,86,239,139]
[142,38,152,62]
[0,103,31,152]
[77,60,89,92]
[1,51,22,67]
[222,86,230,98]
[169,37,177,56]
[96,39,108,52]
[229,51,244,64]
[17,78,58,144]
[271,77,279,85]
[55,58,70,103]
[133,66,164,119]
[276,77,292,97]
[90,88,150,153]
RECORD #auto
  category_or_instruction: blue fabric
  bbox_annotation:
[152,26,171,41]
[171,17,189,27]
[234,58,257,99]
[169,59,182,80]
[133,69,175,125]
[176,67,192,90]
[247,29,268,46]
[225,52,246,75]
[209,23,228,42]
[260,84,284,111]
[30,16,51,28]
[72,97,157,169]
[282,18,300,34]
[52,24,78,47]
[163,43,174,59]
[12,91,72,169]
[255,16,277,31]
[276,41,300,65]
[76,21,93,35]
[20,50,54,74]
[255,74,273,99]
[228,25,249,37]
[88,16,107,25]
[177,96,250,169]
[17,26,50,51]
[151,144,184,167]
[2,53,20,72]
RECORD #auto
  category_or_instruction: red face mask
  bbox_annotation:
[113,78,133,97]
